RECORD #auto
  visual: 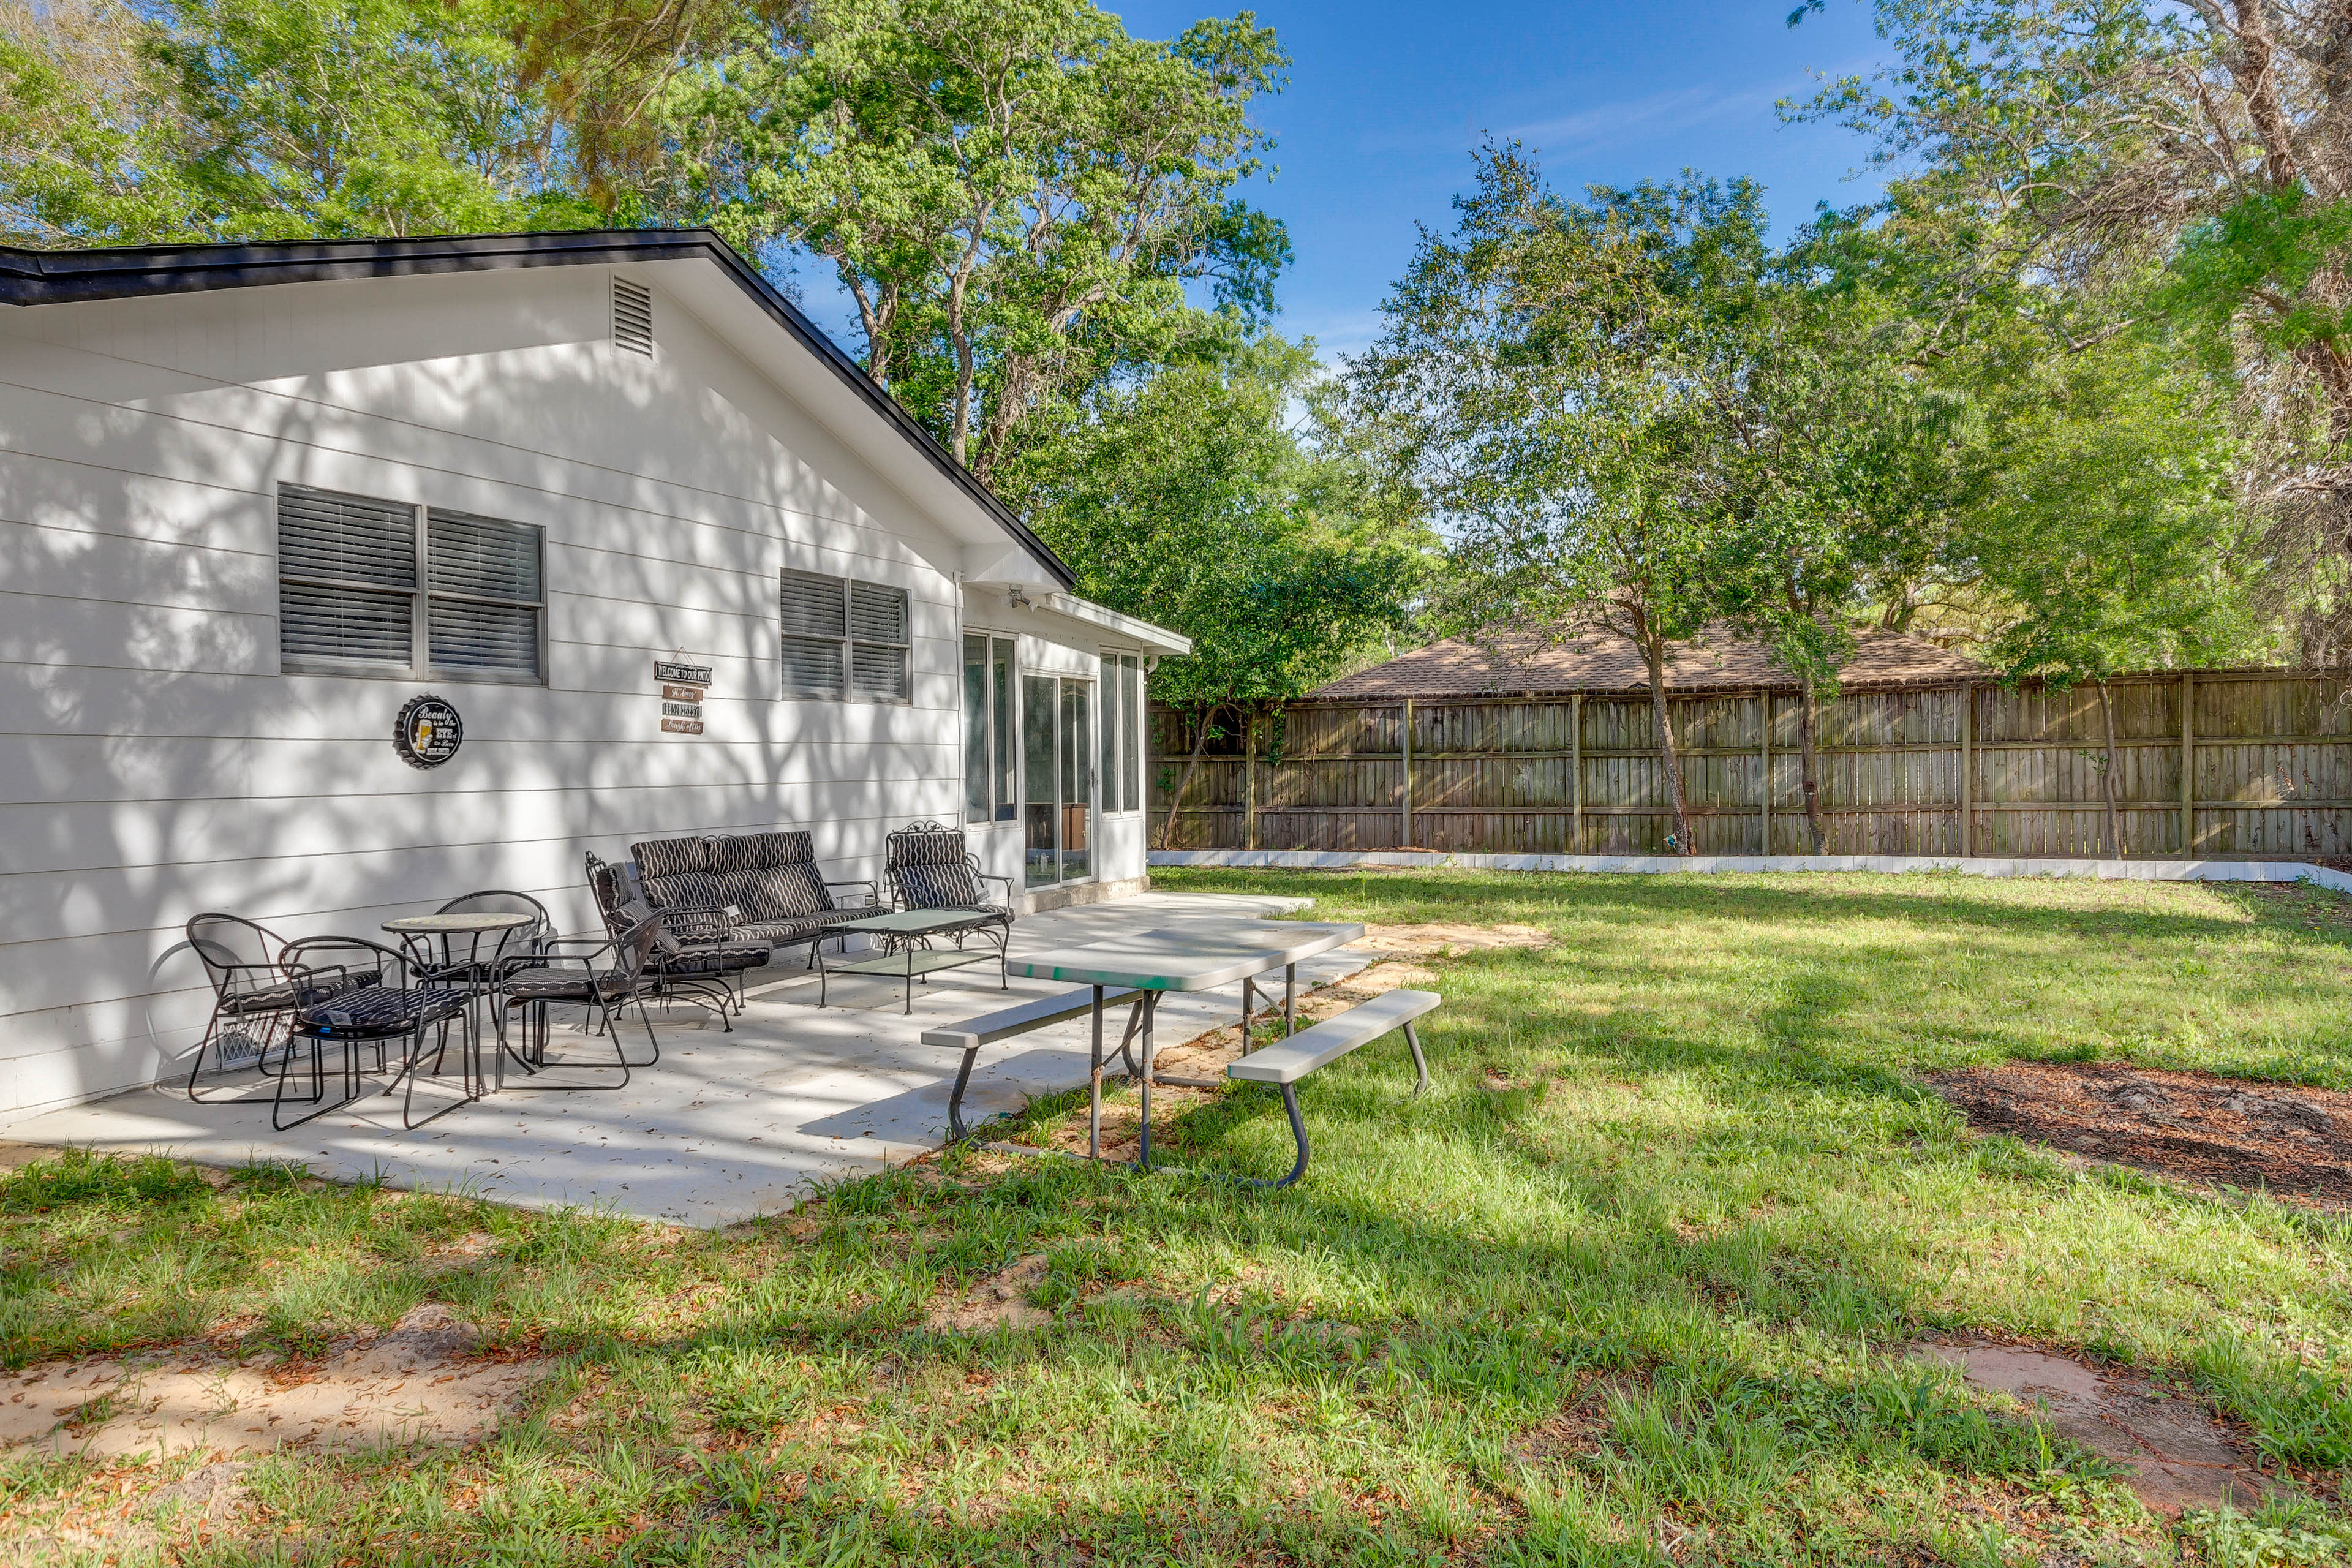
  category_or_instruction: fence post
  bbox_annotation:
[1244,707,1258,850]
[1400,698,1414,849]
[1758,689,1771,856]
[1570,692,1584,853]
[1959,683,1974,857]
[2180,669,2195,858]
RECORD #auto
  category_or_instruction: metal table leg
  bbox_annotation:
[1137,992,1158,1170]
[1284,963,1297,1036]
[1088,984,1104,1160]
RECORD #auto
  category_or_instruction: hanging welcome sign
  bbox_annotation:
[392,693,464,769]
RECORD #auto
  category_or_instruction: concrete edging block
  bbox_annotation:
[1144,848,2352,895]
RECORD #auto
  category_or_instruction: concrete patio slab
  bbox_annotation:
[1,894,1370,1226]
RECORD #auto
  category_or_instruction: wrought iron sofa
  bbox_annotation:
[628,830,888,965]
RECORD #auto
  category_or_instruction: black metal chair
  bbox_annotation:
[491,910,668,1091]
[396,889,554,985]
[273,937,475,1131]
[884,821,1016,952]
[585,853,770,1028]
[183,913,376,1101]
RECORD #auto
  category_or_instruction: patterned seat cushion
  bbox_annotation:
[643,869,729,919]
[897,860,983,909]
[631,835,709,880]
[737,915,839,946]
[710,865,806,924]
[296,985,467,1036]
[222,967,382,1014]
[502,969,633,1003]
[219,979,303,1014]
[665,940,772,975]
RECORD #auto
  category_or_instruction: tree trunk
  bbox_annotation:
[1158,703,1227,851]
[2097,679,2123,859]
[1646,649,1695,854]
[1799,684,1828,855]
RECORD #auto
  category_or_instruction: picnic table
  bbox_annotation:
[1005,921,1364,1165]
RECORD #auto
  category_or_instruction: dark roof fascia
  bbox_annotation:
[0,228,1076,589]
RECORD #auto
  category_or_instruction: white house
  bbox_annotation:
[0,229,1188,1123]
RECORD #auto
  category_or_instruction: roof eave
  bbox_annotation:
[0,228,1076,590]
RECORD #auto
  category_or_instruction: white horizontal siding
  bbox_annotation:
[0,263,1050,1121]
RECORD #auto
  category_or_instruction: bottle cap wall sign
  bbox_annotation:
[393,694,464,769]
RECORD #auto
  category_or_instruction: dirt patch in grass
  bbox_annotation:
[1148,956,1441,1081]
[922,1255,1052,1333]
[1909,1336,2289,1515]
[1354,922,1553,959]
[1927,1059,2352,1207]
[0,1303,544,1458]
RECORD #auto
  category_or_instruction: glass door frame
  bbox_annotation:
[1020,671,1098,889]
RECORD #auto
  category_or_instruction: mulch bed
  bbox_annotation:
[1926,1060,2352,1207]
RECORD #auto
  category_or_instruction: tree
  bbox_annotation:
[657,0,1289,480]
[1789,0,2352,665]
[1350,147,1775,854]
[0,0,689,244]
[1016,339,1425,848]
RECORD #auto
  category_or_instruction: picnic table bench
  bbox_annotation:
[1227,987,1437,1188]
[922,919,1440,1185]
[920,986,1140,1141]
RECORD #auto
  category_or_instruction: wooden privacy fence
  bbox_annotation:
[1149,669,2352,860]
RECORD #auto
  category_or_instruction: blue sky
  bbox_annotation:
[780,1,1896,364]
[1118,0,1898,358]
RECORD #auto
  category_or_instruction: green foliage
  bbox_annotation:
[657,0,1290,476]
[0,1148,211,1213]
[1787,0,2352,664]
[0,0,626,244]
[1017,337,1425,717]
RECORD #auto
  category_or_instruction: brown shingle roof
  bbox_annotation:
[1311,627,1985,700]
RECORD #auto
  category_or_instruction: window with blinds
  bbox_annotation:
[276,483,543,681]
[780,570,909,702]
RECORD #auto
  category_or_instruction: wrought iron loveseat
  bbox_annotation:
[630,830,889,965]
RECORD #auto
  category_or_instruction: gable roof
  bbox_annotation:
[0,228,1075,589]
[1314,626,1985,701]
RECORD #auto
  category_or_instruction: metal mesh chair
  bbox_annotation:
[492,910,667,1091]
[274,936,474,1131]
[884,821,1015,952]
[585,853,769,1028]
[183,913,377,1101]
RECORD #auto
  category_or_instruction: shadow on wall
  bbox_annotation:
[0,281,965,1116]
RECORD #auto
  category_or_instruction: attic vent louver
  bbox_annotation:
[612,277,653,356]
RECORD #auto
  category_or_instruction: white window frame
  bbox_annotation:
[963,632,1019,824]
[1099,651,1145,813]
[780,569,911,704]
[275,483,547,686]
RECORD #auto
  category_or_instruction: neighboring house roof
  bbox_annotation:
[0,228,1076,589]
[1313,626,1986,700]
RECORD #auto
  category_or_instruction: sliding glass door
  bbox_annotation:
[1022,674,1095,888]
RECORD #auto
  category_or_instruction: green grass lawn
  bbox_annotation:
[8,867,2352,1565]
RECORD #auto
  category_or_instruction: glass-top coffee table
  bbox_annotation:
[819,909,1008,1012]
